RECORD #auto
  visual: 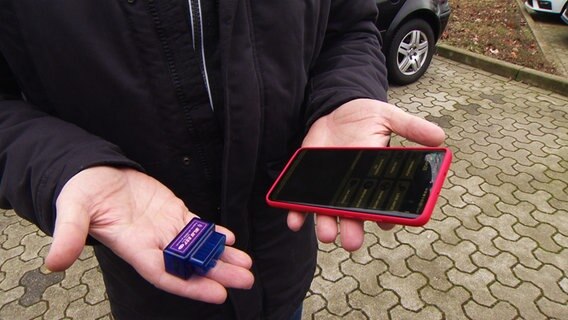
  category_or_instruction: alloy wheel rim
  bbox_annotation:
[397,30,429,76]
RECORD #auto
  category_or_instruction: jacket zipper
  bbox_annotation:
[188,0,215,111]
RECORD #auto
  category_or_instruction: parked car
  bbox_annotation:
[376,0,452,85]
[524,0,568,24]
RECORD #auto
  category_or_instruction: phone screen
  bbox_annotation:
[267,148,448,219]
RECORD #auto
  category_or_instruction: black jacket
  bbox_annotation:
[0,1,388,319]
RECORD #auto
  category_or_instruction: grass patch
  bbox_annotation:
[441,0,558,75]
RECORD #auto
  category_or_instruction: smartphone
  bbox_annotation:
[266,147,452,226]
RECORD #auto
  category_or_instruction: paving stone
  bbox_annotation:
[0,257,43,292]
[0,246,24,266]
[471,144,505,163]
[490,282,546,320]
[483,157,518,176]
[369,244,413,277]
[395,228,438,260]
[42,284,89,320]
[456,226,499,256]
[512,163,552,184]
[423,217,461,245]
[561,278,568,296]
[471,252,520,287]
[463,300,518,320]
[499,148,534,167]
[499,127,532,144]
[420,286,470,320]
[553,233,568,248]
[60,254,101,290]
[389,304,443,320]
[302,293,326,318]
[19,267,64,307]
[0,300,47,320]
[448,268,497,306]
[446,158,472,179]
[310,276,358,317]
[480,182,520,206]
[528,153,566,173]
[348,290,397,320]
[1,222,39,250]
[461,193,500,218]
[0,287,24,306]
[407,255,453,291]
[513,140,548,158]
[530,179,568,202]
[513,223,561,252]
[342,309,368,320]
[534,248,568,277]
[340,259,386,297]
[0,211,22,237]
[348,232,378,265]
[19,232,52,262]
[65,299,111,320]
[82,268,107,305]
[367,225,400,250]
[530,211,568,236]
[477,214,519,241]
[465,165,502,186]
[317,241,338,253]
[495,172,536,194]
[442,185,469,209]
[493,236,541,269]
[513,190,556,213]
[433,240,477,273]
[378,272,427,311]
[536,296,568,320]
[514,264,567,304]
[448,176,484,197]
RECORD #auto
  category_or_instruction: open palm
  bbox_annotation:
[46,166,254,303]
[288,98,445,250]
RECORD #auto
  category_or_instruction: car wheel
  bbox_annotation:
[561,2,568,24]
[386,19,435,85]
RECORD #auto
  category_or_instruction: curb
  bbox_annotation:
[436,43,568,97]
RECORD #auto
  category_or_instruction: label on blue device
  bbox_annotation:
[169,219,208,256]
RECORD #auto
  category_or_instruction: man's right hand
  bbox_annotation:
[45,166,254,304]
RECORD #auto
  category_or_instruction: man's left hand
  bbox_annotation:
[287,98,445,251]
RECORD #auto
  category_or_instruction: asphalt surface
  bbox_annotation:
[1,55,567,319]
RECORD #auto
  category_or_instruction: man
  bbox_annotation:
[0,1,444,319]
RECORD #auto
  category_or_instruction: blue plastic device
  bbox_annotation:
[163,218,226,279]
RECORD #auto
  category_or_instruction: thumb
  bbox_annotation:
[386,104,446,147]
[45,201,90,272]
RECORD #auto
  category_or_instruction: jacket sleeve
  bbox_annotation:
[305,0,389,126]
[0,53,143,236]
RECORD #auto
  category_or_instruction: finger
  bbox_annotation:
[315,214,338,243]
[219,246,253,269]
[378,222,395,231]
[287,211,307,231]
[205,258,255,290]
[155,271,230,304]
[386,105,446,146]
[134,248,254,304]
[215,225,236,246]
[45,203,90,271]
[339,218,365,251]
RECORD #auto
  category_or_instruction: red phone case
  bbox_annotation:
[266,147,452,226]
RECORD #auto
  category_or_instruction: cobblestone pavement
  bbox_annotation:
[1,56,567,319]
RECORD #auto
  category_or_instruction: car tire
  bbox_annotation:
[386,19,435,85]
